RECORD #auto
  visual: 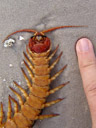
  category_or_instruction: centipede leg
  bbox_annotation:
[21,68,32,90]
[50,65,67,81]
[23,52,34,71]
[23,60,34,79]
[26,46,34,62]
[0,103,3,125]
[48,45,59,60]
[49,52,63,70]
[41,98,64,109]
[9,95,18,113]
[47,82,69,96]
[35,114,59,120]
[7,96,12,120]
[10,87,23,106]
[5,96,18,128]
[13,81,28,99]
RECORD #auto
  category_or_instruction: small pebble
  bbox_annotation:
[4,38,15,47]
[9,64,13,67]
[3,78,6,82]
[19,36,24,41]
[21,61,24,65]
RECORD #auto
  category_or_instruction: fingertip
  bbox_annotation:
[75,38,96,65]
[76,38,93,53]
[75,38,96,75]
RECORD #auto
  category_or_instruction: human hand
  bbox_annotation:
[76,38,96,128]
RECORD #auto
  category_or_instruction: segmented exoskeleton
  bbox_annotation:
[0,26,83,128]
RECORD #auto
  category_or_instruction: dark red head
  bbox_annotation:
[28,34,51,53]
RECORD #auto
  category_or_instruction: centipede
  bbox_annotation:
[0,25,83,128]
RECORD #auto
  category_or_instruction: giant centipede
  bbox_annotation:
[0,25,83,128]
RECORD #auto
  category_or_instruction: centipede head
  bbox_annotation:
[28,32,51,53]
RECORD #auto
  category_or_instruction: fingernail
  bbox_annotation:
[77,38,90,52]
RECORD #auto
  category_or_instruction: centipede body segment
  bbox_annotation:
[0,25,83,128]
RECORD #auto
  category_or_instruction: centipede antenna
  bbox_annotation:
[41,25,87,33]
[2,29,37,43]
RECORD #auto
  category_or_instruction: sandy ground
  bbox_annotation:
[0,0,96,128]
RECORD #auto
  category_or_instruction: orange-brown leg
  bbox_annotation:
[26,46,34,62]
[48,45,59,60]
[41,98,64,109]
[0,103,3,125]
[49,52,63,70]
[35,114,59,120]
[5,97,17,128]
[47,82,69,96]
[21,68,32,90]
[13,81,28,99]
[23,60,34,79]
[5,96,18,128]
[10,87,23,106]
[7,96,12,120]
[50,65,67,81]
[9,95,18,113]
[23,52,34,71]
